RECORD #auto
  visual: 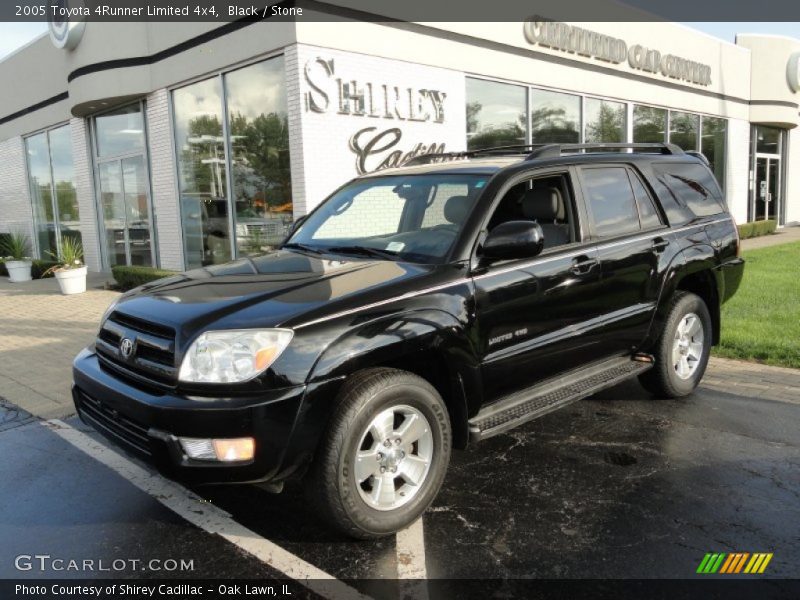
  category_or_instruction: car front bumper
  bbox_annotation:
[72,347,309,485]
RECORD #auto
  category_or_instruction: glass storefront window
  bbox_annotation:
[530,89,580,143]
[24,124,79,259]
[756,126,782,154]
[466,78,527,150]
[94,104,145,158]
[25,133,56,258]
[633,105,667,143]
[669,111,699,151]
[225,56,292,256]
[173,56,291,268]
[584,98,625,143]
[173,77,232,269]
[47,126,79,246]
[701,117,726,189]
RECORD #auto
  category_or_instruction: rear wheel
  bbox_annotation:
[639,291,712,398]
[307,368,451,539]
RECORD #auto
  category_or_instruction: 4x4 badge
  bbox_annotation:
[119,338,134,359]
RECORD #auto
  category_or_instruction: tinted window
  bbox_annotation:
[530,89,580,143]
[582,168,640,237]
[628,172,663,230]
[633,105,666,143]
[584,98,626,143]
[701,117,726,190]
[669,111,699,151]
[466,78,527,150]
[653,163,725,217]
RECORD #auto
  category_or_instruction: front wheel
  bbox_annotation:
[639,291,712,398]
[307,368,451,539]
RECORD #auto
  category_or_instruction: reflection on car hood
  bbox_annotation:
[110,249,438,335]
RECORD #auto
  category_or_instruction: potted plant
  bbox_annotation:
[46,237,87,295]
[1,231,33,282]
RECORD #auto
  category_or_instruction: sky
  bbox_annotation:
[0,21,798,61]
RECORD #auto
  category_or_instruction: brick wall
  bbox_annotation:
[0,136,34,245]
[146,89,184,271]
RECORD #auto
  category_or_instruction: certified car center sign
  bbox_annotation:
[48,0,86,50]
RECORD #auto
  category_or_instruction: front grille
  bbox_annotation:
[77,390,151,456]
[95,312,177,387]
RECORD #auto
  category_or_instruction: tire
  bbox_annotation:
[306,368,452,539]
[639,291,713,398]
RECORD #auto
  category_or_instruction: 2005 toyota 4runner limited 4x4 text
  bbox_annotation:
[73,143,744,538]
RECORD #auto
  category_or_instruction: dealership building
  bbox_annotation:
[0,17,798,273]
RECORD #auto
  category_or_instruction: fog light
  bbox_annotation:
[212,438,255,462]
[179,437,255,462]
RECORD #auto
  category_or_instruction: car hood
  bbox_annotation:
[111,250,440,339]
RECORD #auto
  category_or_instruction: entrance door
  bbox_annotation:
[93,102,155,268]
[754,156,780,222]
[98,156,154,267]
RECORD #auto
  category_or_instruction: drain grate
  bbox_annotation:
[0,398,37,432]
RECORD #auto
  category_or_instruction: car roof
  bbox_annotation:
[357,148,705,180]
[359,156,523,178]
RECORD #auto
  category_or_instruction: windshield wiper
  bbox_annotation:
[282,242,325,255]
[325,245,401,260]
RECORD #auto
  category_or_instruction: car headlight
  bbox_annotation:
[178,329,293,383]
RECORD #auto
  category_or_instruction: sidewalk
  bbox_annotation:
[0,273,118,419]
[741,225,800,251]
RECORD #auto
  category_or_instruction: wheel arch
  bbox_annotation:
[651,247,721,347]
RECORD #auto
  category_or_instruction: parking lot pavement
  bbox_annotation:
[1,373,798,590]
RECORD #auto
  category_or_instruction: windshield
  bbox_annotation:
[285,174,488,264]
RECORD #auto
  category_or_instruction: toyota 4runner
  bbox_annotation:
[73,142,744,538]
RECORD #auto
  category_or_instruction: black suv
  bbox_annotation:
[73,142,744,538]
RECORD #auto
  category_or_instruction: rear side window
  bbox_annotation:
[653,163,725,217]
[581,167,640,237]
[628,171,663,230]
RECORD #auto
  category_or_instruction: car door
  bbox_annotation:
[576,164,670,356]
[472,168,607,401]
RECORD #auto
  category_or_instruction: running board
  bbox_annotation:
[468,356,652,442]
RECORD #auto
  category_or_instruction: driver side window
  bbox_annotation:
[488,173,577,251]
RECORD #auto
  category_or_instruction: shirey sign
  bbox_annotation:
[301,52,463,174]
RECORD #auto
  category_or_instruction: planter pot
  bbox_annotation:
[54,266,87,295]
[6,260,32,283]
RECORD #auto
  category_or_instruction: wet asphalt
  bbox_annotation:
[1,379,798,586]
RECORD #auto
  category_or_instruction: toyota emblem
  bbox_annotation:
[120,338,134,358]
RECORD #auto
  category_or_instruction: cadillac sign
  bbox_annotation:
[523,20,712,86]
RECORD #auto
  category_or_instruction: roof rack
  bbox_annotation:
[403,144,549,167]
[526,143,684,159]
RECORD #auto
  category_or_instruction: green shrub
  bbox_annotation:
[112,265,178,291]
[737,220,776,239]
[31,260,60,279]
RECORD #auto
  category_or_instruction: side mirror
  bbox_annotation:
[482,221,544,261]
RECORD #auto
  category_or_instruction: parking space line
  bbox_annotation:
[396,518,427,579]
[44,419,370,600]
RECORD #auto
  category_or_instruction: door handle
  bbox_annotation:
[570,256,598,275]
[652,238,670,253]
